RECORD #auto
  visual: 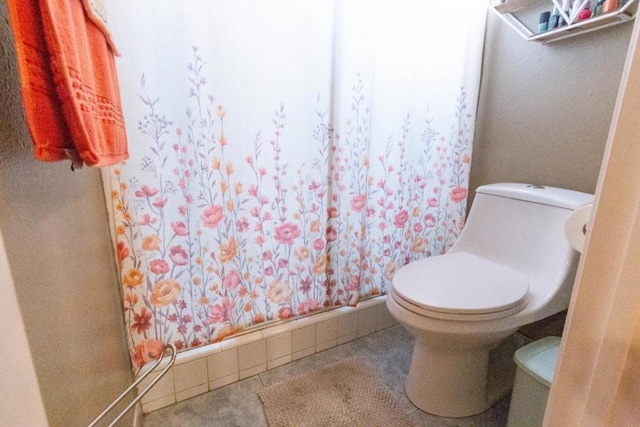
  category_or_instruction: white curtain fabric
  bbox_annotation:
[105,0,487,366]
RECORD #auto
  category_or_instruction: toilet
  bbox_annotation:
[386,183,593,418]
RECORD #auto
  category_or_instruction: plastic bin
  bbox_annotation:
[506,336,561,427]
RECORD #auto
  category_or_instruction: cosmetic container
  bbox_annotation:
[549,6,560,29]
[594,0,604,15]
[538,11,551,31]
[578,0,592,19]
[602,0,618,12]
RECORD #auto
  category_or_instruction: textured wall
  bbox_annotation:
[0,3,133,426]
[471,10,632,200]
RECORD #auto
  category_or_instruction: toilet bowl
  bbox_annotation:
[386,183,593,417]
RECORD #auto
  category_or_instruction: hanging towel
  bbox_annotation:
[6,0,128,168]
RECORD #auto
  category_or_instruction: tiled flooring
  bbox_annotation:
[143,325,511,426]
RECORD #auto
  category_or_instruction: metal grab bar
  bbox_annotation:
[89,344,177,427]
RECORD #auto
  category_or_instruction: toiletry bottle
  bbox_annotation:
[549,6,561,29]
[594,0,604,15]
[559,0,572,25]
[539,11,551,31]
[578,0,592,19]
[602,0,618,13]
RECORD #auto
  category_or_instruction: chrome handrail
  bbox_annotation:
[88,344,177,427]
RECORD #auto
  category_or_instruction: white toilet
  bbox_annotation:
[386,183,593,418]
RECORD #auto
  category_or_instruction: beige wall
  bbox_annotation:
[471,10,633,201]
[0,3,133,426]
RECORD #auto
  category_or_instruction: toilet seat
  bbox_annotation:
[391,252,529,321]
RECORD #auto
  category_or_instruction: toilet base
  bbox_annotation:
[405,337,516,417]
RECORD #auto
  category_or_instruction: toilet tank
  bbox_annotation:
[450,183,594,319]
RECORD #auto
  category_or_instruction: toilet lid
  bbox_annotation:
[392,252,529,319]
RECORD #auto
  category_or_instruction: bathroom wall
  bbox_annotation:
[0,4,133,426]
[471,9,633,338]
[471,10,633,198]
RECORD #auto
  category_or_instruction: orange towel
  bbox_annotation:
[7,0,128,168]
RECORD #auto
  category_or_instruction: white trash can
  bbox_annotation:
[506,336,561,427]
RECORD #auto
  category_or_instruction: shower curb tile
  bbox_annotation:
[260,320,299,338]
[337,331,358,345]
[141,395,176,414]
[175,383,208,403]
[357,325,377,338]
[173,341,222,366]
[292,347,315,361]
[207,348,238,382]
[240,363,267,379]
[266,332,292,362]
[315,339,337,353]
[209,372,239,390]
[173,358,208,392]
[267,354,292,370]
[220,330,264,351]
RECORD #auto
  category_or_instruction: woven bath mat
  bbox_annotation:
[258,357,417,427]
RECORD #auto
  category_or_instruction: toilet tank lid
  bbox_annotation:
[476,183,594,210]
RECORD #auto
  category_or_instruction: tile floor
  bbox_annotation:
[143,325,512,426]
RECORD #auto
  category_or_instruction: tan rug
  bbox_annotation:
[258,357,418,427]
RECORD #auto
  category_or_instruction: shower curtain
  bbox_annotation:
[105,0,487,366]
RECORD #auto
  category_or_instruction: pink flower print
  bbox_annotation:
[263,211,272,220]
[298,277,312,293]
[297,298,320,315]
[383,248,391,257]
[133,339,164,367]
[246,156,254,165]
[327,206,339,218]
[267,280,293,304]
[248,185,258,196]
[254,222,263,232]
[414,223,424,233]
[150,259,170,274]
[202,205,223,228]
[149,279,181,307]
[384,260,397,281]
[350,194,366,213]
[259,168,267,176]
[139,214,157,226]
[278,258,288,268]
[169,245,189,265]
[347,275,359,291]
[207,298,236,324]
[325,226,337,242]
[427,198,439,208]
[135,185,160,198]
[131,307,152,334]
[450,187,468,203]
[250,206,260,217]
[262,250,273,261]
[308,180,321,191]
[152,197,168,208]
[171,221,189,236]
[264,266,274,276]
[366,207,376,217]
[178,205,187,216]
[274,223,301,245]
[236,217,249,232]
[278,306,293,319]
[313,238,325,251]
[394,210,409,228]
[255,235,267,245]
[424,214,437,228]
[223,269,241,292]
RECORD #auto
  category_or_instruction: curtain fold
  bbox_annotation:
[106,0,487,367]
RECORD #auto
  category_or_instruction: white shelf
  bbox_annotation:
[491,0,638,43]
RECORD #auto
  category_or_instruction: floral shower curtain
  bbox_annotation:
[105,0,487,366]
